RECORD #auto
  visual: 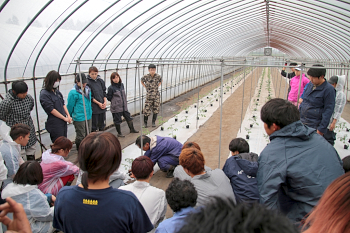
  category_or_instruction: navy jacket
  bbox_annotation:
[222,152,259,203]
[299,80,335,134]
[87,75,107,115]
[39,89,66,130]
[257,120,344,222]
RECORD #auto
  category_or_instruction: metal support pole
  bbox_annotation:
[32,77,43,154]
[218,60,224,169]
[160,59,163,119]
[77,58,89,136]
[137,61,143,157]
[296,66,304,108]
[196,64,201,129]
[239,66,246,133]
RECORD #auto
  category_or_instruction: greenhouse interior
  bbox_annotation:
[0,0,350,232]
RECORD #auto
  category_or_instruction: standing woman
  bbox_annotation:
[107,72,138,137]
[53,132,153,233]
[40,71,72,143]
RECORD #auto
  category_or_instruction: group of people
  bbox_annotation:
[0,64,163,162]
[283,63,346,146]
[0,63,348,233]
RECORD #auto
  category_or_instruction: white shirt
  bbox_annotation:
[119,181,167,227]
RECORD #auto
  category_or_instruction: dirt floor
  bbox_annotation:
[65,67,350,219]
[150,67,263,218]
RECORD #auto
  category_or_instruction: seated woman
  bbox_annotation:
[53,132,153,233]
[174,142,212,180]
[120,156,167,229]
[38,136,79,196]
[1,161,54,233]
[179,148,236,207]
[302,172,350,233]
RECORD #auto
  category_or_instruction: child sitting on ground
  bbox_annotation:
[222,138,259,204]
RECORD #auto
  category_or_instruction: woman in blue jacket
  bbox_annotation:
[40,71,72,143]
[67,73,92,150]
[107,72,138,137]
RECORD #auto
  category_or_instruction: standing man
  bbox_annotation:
[141,64,162,128]
[281,62,298,98]
[324,75,347,145]
[0,81,37,161]
[299,64,336,137]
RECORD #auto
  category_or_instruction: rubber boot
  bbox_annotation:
[76,142,80,152]
[26,155,35,161]
[115,124,125,137]
[127,121,139,133]
[166,165,175,178]
[152,114,157,127]
[144,116,148,128]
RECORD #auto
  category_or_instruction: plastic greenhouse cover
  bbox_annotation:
[0,0,349,81]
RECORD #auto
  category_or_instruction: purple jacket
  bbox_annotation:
[144,136,182,171]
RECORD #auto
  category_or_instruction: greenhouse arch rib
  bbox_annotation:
[32,1,88,78]
[150,1,264,58]
[69,0,143,74]
[3,1,53,91]
[57,0,120,73]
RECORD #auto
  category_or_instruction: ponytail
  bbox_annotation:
[81,171,89,190]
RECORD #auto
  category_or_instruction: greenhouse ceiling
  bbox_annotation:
[0,0,349,80]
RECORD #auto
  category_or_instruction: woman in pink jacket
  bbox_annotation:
[38,137,79,196]
[288,66,310,106]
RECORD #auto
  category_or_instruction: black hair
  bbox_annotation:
[135,135,151,147]
[178,197,298,233]
[148,64,156,69]
[13,161,43,185]
[261,98,300,128]
[10,124,31,141]
[307,64,326,78]
[289,62,298,66]
[12,81,28,94]
[78,132,122,190]
[43,70,61,91]
[342,156,350,173]
[229,138,249,153]
[166,178,197,212]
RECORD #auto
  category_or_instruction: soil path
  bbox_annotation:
[150,67,263,218]
[184,68,262,169]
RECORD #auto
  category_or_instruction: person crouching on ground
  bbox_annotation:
[67,73,92,151]
[179,148,236,207]
[174,142,212,180]
[1,124,29,188]
[119,156,167,229]
[257,98,344,224]
[107,72,138,137]
[155,178,197,233]
[38,136,79,196]
[136,135,182,178]
[53,132,153,233]
[1,161,54,233]
[222,137,259,204]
